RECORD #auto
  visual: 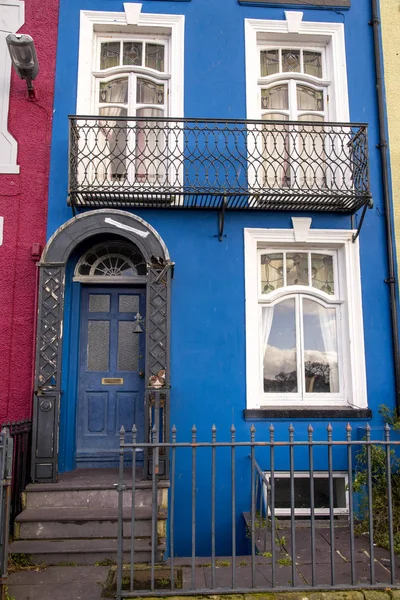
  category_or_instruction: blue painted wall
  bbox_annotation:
[48,0,396,555]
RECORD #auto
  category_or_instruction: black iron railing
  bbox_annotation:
[115,422,400,598]
[68,116,371,214]
[0,428,13,590]
[0,420,31,526]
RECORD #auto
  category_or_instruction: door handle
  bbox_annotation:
[139,371,145,378]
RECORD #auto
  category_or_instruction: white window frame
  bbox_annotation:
[244,15,350,122]
[76,8,184,116]
[244,223,367,410]
[262,471,349,517]
[0,0,24,174]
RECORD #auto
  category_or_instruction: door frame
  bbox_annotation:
[31,210,172,482]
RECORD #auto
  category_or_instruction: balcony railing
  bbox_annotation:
[68,116,371,213]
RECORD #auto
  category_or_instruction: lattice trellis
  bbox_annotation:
[147,266,169,379]
[36,266,65,390]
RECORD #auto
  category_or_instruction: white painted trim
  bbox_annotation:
[77,9,184,117]
[0,217,4,246]
[0,0,24,174]
[123,3,142,25]
[244,17,349,122]
[244,227,367,411]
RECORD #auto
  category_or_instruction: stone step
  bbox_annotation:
[24,486,167,509]
[8,537,166,566]
[15,507,167,540]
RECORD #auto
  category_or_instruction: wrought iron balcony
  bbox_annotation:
[68,116,371,214]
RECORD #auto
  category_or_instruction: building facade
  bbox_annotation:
[0,0,59,424]
[30,0,399,556]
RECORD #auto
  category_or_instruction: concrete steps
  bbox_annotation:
[9,469,169,566]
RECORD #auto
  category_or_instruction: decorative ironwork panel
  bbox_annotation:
[68,116,371,214]
[36,266,65,391]
[146,265,169,379]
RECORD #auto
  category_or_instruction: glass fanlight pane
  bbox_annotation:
[311,254,334,294]
[260,253,284,293]
[260,49,279,77]
[123,42,142,66]
[263,299,297,393]
[137,79,164,104]
[145,44,165,71]
[304,51,322,78]
[100,42,120,70]
[282,49,300,72]
[297,85,324,111]
[286,253,308,286]
[261,85,289,110]
[99,78,128,104]
[303,299,339,393]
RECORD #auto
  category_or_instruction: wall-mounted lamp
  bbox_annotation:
[132,313,145,334]
[6,34,39,101]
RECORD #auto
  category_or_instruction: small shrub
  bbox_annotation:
[353,440,400,554]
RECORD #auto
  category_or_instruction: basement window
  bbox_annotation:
[262,471,349,516]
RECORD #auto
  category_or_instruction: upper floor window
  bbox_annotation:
[92,34,170,184]
[259,46,327,123]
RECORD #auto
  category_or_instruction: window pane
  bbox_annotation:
[286,253,308,286]
[145,44,165,72]
[137,78,164,104]
[123,42,142,66]
[89,294,110,313]
[260,253,284,293]
[297,85,324,111]
[303,299,339,393]
[282,49,300,72]
[274,477,345,510]
[135,107,166,184]
[261,85,289,110]
[119,295,140,313]
[304,51,322,78]
[263,299,297,393]
[87,321,109,371]
[99,78,128,104]
[118,321,139,371]
[260,49,279,77]
[98,108,128,181]
[100,42,120,70]
[312,254,334,294]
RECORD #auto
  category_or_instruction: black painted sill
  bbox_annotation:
[244,407,372,420]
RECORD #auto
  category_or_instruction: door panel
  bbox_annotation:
[76,286,145,467]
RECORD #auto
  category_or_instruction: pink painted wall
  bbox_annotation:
[0,0,59,423]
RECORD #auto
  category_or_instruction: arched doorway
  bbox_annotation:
[32,210,172,482]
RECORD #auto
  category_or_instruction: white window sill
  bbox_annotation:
[243,407,372,420]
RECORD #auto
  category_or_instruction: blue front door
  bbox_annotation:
[76,286,145,467]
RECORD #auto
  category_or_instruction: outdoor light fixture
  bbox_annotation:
[132,313,145,334]
[6,33,39,100]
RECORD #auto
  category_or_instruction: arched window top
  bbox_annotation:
[74,241,147,282]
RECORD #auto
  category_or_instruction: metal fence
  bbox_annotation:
[68,116,371,214]
[0,428,13,594]
[116,422,400,598]
[0,420,32,526]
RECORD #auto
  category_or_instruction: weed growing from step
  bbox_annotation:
[8,554,45,572]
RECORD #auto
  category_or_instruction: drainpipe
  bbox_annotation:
[371,0,400,413]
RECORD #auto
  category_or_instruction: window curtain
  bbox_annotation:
[317,304,339,393]
[262,305,275,361]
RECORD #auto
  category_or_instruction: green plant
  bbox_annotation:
[95,558,115,567]
[216,560,230,567]
[277,555,292,566]
[237,560,247,566]
[258,551,272,558]
[379,404,400,430]
[353,440,400,554]
[4,586,15,600]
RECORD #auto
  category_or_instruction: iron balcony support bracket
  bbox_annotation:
[352,198,374,243]
[218,196,228,241]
